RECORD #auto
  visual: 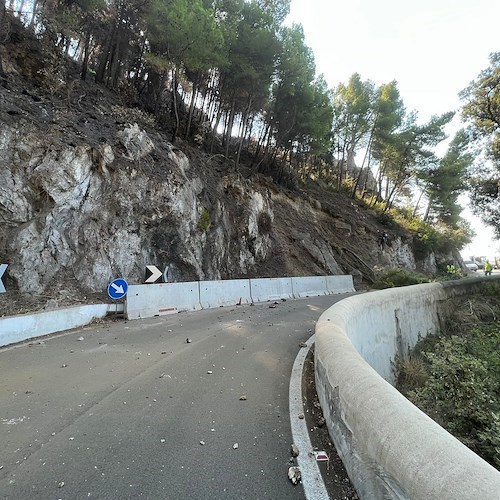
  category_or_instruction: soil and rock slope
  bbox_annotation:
[0,22,452,316]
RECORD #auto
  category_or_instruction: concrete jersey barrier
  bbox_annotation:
[315,279,500,499]
[126,275,355,320]
[1,275,354,347]
[0,304,122,347]
[249,277,294,303]
[126,282,201,320]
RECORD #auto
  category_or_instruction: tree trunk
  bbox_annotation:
[422,197,432,222]
[236,98,252,168]
[210,105,223,153]
[18,0,25,18]
[171,67,180,144]
[224,96,236,158]
[0,0,7,82]
[413,191,425,218]
[95,30,114,84]
[184,80,198,140]
[80,29,91,81]
[352,121,376,198]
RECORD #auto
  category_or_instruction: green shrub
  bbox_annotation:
[372,268,430,289]
[198,208,211,232]
[397,323,500,468]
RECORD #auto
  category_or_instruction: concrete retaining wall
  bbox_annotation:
[315,277,500,499]
[126,275,355,320]
[0,303,122,348]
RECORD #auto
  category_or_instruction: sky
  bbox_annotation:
[286,0,499,257]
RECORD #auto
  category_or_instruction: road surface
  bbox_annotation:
[0,294,351,499]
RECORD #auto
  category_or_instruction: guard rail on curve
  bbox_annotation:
[315,277,500,499]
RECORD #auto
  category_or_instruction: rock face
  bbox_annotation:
[0,117,449,301]
[0,95,454,304]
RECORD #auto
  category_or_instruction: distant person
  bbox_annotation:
[447,263,456,275]
[377,230,388,249]
[484,260,493,276]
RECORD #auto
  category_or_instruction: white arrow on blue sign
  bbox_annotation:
[107,278,128,299]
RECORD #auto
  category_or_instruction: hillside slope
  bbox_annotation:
[0,23,453,315]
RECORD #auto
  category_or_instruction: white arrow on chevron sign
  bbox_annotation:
[145,265,163,284]
[0,264,8,294]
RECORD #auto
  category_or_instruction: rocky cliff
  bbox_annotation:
[0,37,453,315]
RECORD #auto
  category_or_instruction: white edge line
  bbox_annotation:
[289,334,330,500]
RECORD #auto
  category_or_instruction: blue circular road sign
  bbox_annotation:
[107,278,128,299]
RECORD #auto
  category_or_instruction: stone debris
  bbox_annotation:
[291,444,299,457]
[288,466,301,485]
[61,364,68,368]
[298,414,305,419]
[58,481,65,488]
[77,337,84,341]
[239,395,247,401]
[186,338,192,343]
[233,443,238,449]
[299,342,307,348]
[160,439,166,443]
[207,370,213,374]
[199,440,205,446]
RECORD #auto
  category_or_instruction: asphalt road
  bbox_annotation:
[0,294,351,500]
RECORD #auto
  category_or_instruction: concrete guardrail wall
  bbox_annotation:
[126,275,355,320]
[315,276,500,499]
[0,303,123,348]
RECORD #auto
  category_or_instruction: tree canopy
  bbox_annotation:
[460,52,500,237]
[2,0,477,242]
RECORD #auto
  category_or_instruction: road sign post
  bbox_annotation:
[107,278,128,299]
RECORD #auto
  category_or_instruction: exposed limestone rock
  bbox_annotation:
[117,123,155,161]
[0,115,449,303]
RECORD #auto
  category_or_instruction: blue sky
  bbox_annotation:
[286,0,499,256]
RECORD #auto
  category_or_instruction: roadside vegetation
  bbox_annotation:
[395,283,500,469]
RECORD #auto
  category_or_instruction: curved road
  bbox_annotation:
[0,294,351,499]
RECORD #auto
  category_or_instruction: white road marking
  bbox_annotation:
[289,334,330,499]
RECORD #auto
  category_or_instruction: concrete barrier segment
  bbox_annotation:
[0,304,110,348]
[249,277,294,303]
[325,275,355,294]
[291,276,329,298]
[199,278,252,309]
[125,282,201,320]
[315,281,500,499]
